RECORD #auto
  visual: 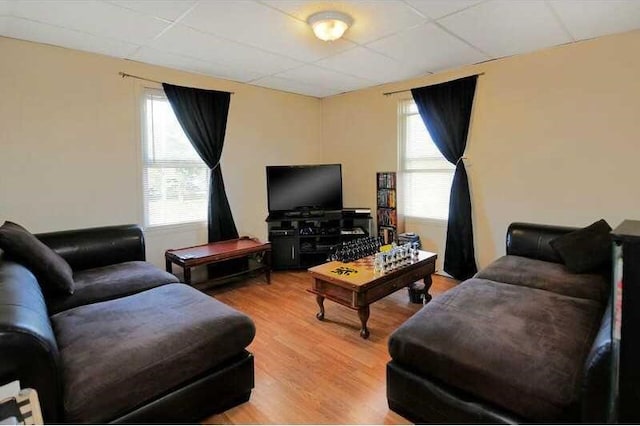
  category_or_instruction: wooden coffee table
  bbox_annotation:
[165,237,271,285]
[307,250,437,339]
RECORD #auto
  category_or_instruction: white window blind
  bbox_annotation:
[399,100,455,221]
[142,89,209,227]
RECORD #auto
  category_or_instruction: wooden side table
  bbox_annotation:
[165,237,271,285]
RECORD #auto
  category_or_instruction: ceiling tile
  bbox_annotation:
[12,0,170,44]
[149,24,302,76]
[0,1,15,16]
[439,0,572,58]
[131,47,264,82]
[548,0,640,40]
[367,22,487,73]
[315,46,418,83]
[0,16,140,57]
[264,0,425,44]
[179,0,355,62]
[405,0,484,19]
[106,0,197,22]
[252,76,339,98]
[275,65,373,92]
[131,46,212,72]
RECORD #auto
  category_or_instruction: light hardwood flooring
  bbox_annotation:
[201,270,457,424]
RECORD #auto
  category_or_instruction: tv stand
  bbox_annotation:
[266,211,372,270]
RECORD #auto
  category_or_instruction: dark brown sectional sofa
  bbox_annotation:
[0,224,255,423]
[387,222,612,423]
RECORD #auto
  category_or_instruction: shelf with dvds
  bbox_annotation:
[377,171,397,244]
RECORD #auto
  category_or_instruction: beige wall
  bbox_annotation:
[3,30,640,274]
[322,30,640,272]
[0,37,322,267]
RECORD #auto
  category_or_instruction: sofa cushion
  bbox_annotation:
[389,278,603,421]
[51,283,255,423]
[475,255,608,302]
[549,219,612,273]
[47,261,179,314]
[0,221,75,295]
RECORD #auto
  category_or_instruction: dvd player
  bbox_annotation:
[342,207,371,216]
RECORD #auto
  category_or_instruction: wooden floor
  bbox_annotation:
[200,270,457,425]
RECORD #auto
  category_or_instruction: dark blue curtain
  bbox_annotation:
[162,83,238,242]
[411,76,478,280]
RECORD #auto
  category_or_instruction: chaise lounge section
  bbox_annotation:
[0,223,256,423]
[387,222,612,423]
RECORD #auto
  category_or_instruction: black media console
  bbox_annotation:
[266,210,373,270]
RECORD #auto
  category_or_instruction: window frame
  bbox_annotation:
[141,87,209,230]
[398,98,454,224]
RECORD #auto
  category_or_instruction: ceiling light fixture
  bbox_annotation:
[307,11,353,42]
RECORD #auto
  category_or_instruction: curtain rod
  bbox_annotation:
[382,72,485,96]
[118,72,235,94]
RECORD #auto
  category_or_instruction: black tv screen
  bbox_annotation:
[266,164,343,213]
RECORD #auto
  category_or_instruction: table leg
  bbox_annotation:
[424,275,433,304]
[316,295,325,320]
[358,305,370,339]
[165,258,172,273]
[184,267,192,285]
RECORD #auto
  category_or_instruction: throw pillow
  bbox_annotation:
[0,221,75,295]
[549,219,612,274]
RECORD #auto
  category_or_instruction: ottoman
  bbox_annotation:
[388,278,602,422]
[51,283,255,423]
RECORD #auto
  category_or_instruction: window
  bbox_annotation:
[399,99,454,221]
[142,89,209,227]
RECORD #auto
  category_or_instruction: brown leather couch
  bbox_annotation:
[0,224,255,423]
[387,222,612,423]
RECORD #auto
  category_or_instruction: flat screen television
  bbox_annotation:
[266,164,343,213]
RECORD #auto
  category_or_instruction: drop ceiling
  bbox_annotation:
[1,0,640,98]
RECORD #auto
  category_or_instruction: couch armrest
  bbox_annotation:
[506,222,578,263]
[36,224,145,271]
[581,300,612,423]
[0,261,61,422]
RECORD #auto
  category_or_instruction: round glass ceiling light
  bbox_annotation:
[307,11,353,41]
